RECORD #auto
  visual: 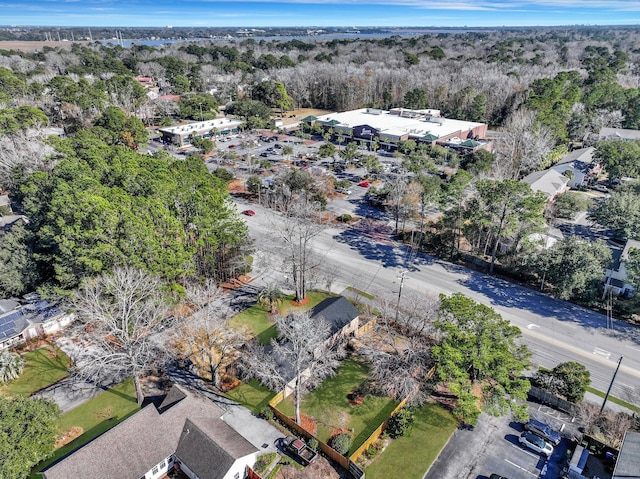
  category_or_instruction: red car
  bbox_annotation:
[358,181,371,188]
[242,209,256,216]
[229,144,238,149]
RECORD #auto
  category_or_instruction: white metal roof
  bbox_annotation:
[315,108,484,140]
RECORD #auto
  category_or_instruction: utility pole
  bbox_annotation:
[395,270,408,323]
[600,356,623,414]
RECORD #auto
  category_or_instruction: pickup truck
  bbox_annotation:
[282,436,318,465]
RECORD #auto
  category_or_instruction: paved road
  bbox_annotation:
[235,198,640,405]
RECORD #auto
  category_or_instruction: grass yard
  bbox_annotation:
[1,344,72,397]
[31,378,139,477]
[365,404,457,479]
[229,290,337,345]
[276,358,398,454]
[225,379,276,415]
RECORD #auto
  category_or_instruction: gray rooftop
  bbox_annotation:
[613,431,640,479]
[43,385,230,479]
[310,296,360,335]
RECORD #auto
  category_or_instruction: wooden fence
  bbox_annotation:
[349,365,436,461]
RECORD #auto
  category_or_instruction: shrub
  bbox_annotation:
[254,453,278,475]
[337,214,353,223]
[330,432,353,455]
[260,406,274,421]
[308,437,319,451]
[386,409,414,438]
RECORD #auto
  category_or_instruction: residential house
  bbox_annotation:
[0,214,28,236]
[275,296,360,398]
[604,238,640,297]
[309,296,360,337]
[0,297,73,350]
[520,169,570,203]
[599,127,640,142]
[43,385,260,479]
[549,147,601,188]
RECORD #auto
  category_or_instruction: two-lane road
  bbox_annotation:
[238,199,640,404]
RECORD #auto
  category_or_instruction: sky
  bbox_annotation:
[3,0,640,28]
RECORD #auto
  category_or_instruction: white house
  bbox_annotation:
[0,298,74,350]
[549,147,601,188]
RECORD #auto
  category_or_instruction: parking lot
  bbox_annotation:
[425,402,578,479]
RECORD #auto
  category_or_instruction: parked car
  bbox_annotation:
[336,188,352,195]
[282,436,318,466]
[228,144,238,149]
[525,419,561,445]
[489,475,509,479]
[274,143,283,149]
[260,152,270,157]
[358,181,371,188]
[519,431,554,456]
[590,183,609,193]
[241,210,255,216]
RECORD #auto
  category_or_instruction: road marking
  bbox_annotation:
[504,459,538,476]
[593,347,612,359]
[527,324,540,329]
[626,345,640,352]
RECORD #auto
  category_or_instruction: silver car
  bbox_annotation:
[519,431,554,457]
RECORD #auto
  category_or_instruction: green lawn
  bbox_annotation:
[586,386,640,414]
[229,290,337,345]
[276,358,398,454]
[225,379,276,415]
[31,378,140,477]
[365,404,457,479]
[1,344,72,397]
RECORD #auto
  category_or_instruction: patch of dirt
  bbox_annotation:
[55,426,84,448]
[220,275,252,293]
[290,297,310,307]
[274,108,333,126]
[228,178,247,195]
[290,413,318,436]
[274,456,344,479]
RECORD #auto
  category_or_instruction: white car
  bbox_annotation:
[519,432,554,457]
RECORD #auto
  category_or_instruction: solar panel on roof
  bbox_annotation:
[0,310,23,323]
[0,320,16,339]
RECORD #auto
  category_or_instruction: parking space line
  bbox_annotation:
[504,459,538,476]
[510,444,539,459]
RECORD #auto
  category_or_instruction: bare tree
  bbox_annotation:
[240,311,343,424]
[72,267,170,403]
[171,280,244,390]
[361,335,434,405]
[275,201,327,302]
[395,289,440,336]
[493,108,554,179]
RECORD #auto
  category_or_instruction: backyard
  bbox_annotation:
[228,290,337,345]
[225,378,276,414]
[31,378,139,477]
[364,403,458,479]
[275,358,398,454]
[0,343,71,397]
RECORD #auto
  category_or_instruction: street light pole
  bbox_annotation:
[600,356,623,414]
